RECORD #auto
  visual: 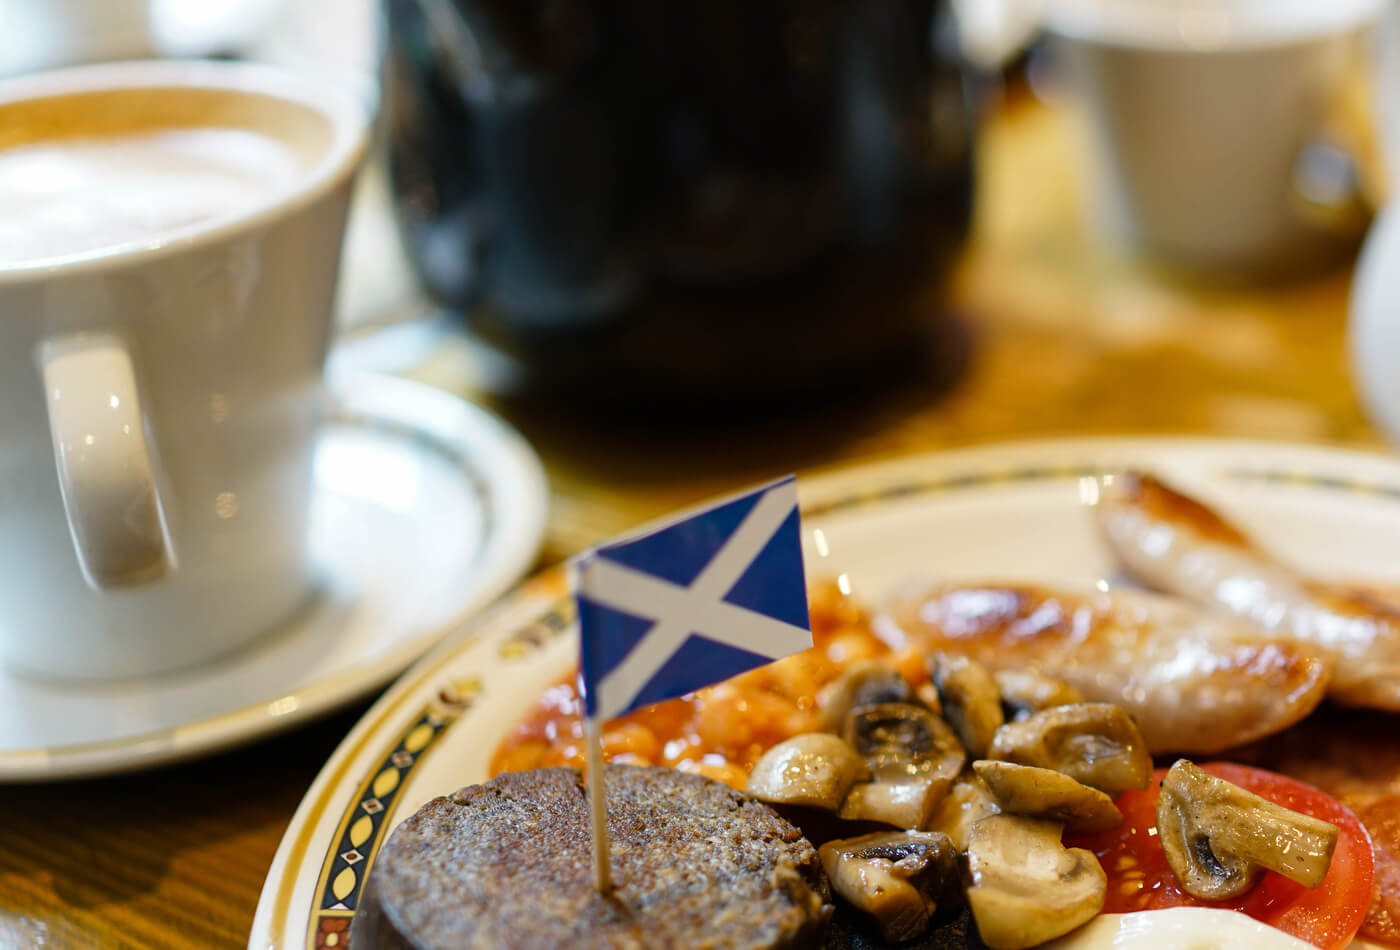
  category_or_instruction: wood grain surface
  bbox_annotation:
[0,86,1384,948]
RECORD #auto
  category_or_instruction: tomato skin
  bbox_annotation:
[1066,763,1374,950]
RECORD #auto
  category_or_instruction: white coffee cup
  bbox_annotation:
[1045,0,1385,276]
[0,61,366,680]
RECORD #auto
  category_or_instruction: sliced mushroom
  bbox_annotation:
[818,662,922,732]
[838,779,949,831]
[840,703,965,828]
[965,815,1107,950]
[972,760,1123,833]
[745,733,870,810]
[929,653,1004,759]
[994,670,1084,721]
[988,703,1151,796]
[819,831,960,943]
[845,703,966,782]
[1156,759,1340,900]
[926,773,1001,852]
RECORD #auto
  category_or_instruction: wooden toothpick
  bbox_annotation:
[584,714,612,893]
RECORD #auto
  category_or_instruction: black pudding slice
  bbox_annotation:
[352,764,832,950]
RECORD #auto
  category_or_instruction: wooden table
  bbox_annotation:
[0,88,1382,949]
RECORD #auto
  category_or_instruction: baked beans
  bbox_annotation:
[490,584,929,788]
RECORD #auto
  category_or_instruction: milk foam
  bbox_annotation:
[0,127,303,266]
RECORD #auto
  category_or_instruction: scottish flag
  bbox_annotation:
[575,476,812,721]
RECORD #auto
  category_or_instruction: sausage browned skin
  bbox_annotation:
[878,584,1327,754]
[1097,471,1400,710]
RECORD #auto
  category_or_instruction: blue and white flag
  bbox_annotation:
[575,475,812,721]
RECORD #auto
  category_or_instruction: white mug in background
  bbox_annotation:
[0,0,155,77]
[0,61,366,680]
[1045,0,1386,278]
[1353,3,1400,446]
[0,0,283,77]
[1350,199,1400,442]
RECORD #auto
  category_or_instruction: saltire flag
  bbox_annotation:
[574,475,812,722]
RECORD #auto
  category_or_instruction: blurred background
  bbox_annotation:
[10,5,1400,946]
[5,0,1400,542]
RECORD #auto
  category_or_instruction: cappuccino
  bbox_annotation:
[0,126,302,266]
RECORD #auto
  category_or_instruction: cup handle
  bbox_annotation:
[38,334,174,590]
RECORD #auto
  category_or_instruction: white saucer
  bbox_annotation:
[0,374,548,782]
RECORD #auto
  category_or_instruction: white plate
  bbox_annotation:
[0,373,546,781]
[251,436,1400,950]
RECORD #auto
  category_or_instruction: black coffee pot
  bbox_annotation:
[383,0,978,400]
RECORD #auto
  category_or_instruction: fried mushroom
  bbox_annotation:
[993,670,1084,721]
[926,773,1002,852]
[1155,759,1340,900]
[818,662,923,732]
[929,653,1004,759]
[988,703,1151,796]
[819,831,960,943]
[965,815,1107,950]
[840,703,965,828]
[838,780,950,832]
[845,703,966,783]
[746,734,870,811]
[972,760,1123,834]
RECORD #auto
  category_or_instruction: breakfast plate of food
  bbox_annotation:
[250,436,1400,949]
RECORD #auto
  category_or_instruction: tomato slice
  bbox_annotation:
[1067,763,1374,950]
